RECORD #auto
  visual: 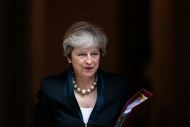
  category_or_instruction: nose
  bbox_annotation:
[85,54,92,64]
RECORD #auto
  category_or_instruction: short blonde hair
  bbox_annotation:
[63,21,108,57]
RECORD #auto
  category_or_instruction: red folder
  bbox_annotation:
[115,88,154,127]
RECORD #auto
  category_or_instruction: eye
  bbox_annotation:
[91,53,98,56]
[78,53,86,56]
[77,53,87,58]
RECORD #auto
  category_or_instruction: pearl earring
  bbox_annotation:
[68,58,71,63]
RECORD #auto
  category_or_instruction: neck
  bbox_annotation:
[75,76,95,88]
[72,72,97,96]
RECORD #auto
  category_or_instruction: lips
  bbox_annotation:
[84,67,94,70]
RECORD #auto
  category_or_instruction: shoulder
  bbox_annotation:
[98,69,131,100]
[98,69,128,91]
[36,70,71,102]
[98,69,128,82]
[39,70,68,95]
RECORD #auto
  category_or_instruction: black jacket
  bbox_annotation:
[35,67,130,127]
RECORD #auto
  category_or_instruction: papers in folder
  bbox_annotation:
[115,88,153,127]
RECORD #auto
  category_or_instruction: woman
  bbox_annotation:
[35,21,130,127]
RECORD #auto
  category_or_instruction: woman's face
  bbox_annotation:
[70,47,100,78]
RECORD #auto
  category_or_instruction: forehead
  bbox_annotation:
[73,47,99,52]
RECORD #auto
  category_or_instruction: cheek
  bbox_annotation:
[73,58,83,65]
[94,58,100,64]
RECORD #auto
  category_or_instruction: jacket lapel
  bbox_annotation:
[88,70,105,123]
[65,67,83,121]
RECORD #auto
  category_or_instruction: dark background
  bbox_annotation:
[0,0,190,127]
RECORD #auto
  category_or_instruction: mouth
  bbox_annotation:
[84,67,94,70]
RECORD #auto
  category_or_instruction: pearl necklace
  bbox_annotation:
[72,74,97,96]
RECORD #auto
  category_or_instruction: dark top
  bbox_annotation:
[35,67,130,127]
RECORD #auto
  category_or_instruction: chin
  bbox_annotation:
[83,70,96,77]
